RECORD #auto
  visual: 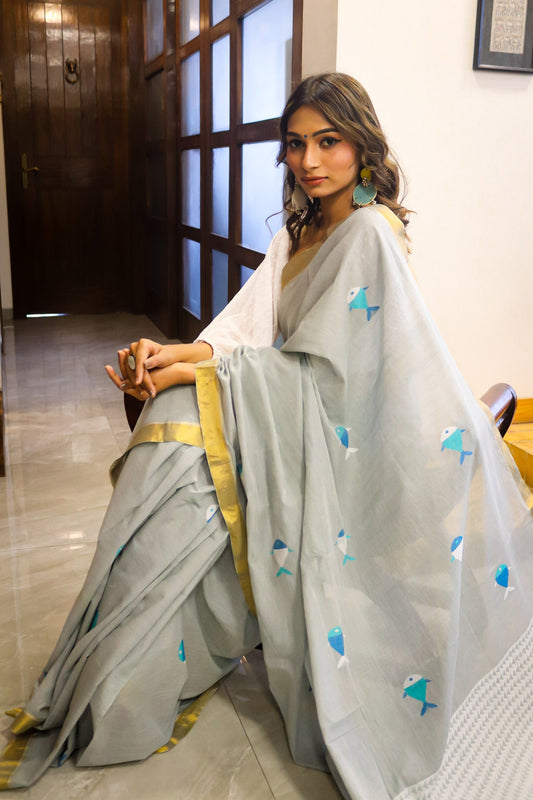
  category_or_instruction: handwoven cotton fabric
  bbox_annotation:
[1,207,532,798]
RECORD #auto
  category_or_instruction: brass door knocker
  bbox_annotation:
[65,58,79,84]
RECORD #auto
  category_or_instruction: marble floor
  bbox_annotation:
[0,313,341,799]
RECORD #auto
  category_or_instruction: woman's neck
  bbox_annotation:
[320,192,355,230]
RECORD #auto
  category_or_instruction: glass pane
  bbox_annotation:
[212,250,228,316]
[241,141,284,253]
[183,239,201,318]
[211,0,229,26]
[146,0,164,62]
[212,35,230,132]
[181,149,201,228]
[240,265,255,287]
[181,52,200,136]
[146,72,164,142]
[212,147,229,236]
[242,0,293,123]
[180,0,200,45]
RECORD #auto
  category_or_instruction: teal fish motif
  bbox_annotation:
[335,529,356,565]
[206,504,218,523]
[335,426,358,460]
[403,675,438,716]
[495,564,515,599]
[347,286,380,321]
[272,539,293,576]
[178,640,186,662]
[328,626,349,668]
[440,427,472,465]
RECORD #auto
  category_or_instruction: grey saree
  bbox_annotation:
[1,206,532,798]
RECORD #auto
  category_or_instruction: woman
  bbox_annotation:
[1,74,532,799]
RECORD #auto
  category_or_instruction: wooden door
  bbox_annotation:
[0,0,132,316]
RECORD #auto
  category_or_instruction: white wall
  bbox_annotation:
[0,99,13,314]
[336,0,533,397]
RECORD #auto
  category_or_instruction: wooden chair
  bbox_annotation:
[479,382,516,437]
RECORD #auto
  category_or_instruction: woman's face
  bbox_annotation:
[285,104,360,209]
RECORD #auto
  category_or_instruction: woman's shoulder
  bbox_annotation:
[345,204,408,259]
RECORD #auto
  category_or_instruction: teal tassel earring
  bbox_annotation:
[352,167,377,207]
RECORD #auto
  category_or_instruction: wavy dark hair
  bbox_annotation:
[278,73,410,254]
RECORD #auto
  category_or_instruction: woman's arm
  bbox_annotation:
[194,226,289,356]
[105,226,289,398]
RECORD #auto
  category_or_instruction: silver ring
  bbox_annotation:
[127,353,136,371]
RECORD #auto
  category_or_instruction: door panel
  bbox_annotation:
[1,0,132,316]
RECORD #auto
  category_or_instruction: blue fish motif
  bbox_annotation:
[178,639,186,662]
[495,564,515,600]
[272,539,293,576]
[347,286,380,321]
[335,529,356,565]
[206,504,218,523]
[450,535,463,562]
[328,626,349,668]
[440,427,473,465]
[335,426,358,460]
[89,609,99,631]
[403,675,438,716]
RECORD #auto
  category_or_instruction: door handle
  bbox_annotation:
[21,153,40,189]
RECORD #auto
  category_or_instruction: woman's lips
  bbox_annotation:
[302,177,326,185]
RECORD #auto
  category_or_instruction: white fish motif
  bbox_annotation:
[272,539,293,576]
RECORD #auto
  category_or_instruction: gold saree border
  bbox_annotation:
[0,732,33,790]
[195,360,256,616]
[155,683,220,753]
[109,421,204,486]
[8,709,40,736]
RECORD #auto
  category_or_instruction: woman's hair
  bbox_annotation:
[278,73,410,254]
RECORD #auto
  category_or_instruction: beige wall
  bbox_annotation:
[336,0,533,397]
[0,96,12,314]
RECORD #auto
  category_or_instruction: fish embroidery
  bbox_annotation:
[495,564,515,599]
[328,626,349,668]
[335,426,358,460]
[335,530,356,565]
[440,427,473,465]
[206,504,218,523]
[450,535,463,562]
[347,286,380,321]
[403,675,438,716]
[178,640,186,662]
[272,539,293,576]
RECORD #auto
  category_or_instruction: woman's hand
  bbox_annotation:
[105,339,213,398]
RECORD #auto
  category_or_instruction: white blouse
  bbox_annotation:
[195,227,290,358]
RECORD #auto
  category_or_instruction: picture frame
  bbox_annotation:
[474,0,533,72]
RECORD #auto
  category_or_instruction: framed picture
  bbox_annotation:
[474,0,533,72]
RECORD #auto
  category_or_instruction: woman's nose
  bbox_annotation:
[302,143,320,170]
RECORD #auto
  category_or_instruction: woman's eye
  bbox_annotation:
[320,137,341,148]
[287,139,303,150]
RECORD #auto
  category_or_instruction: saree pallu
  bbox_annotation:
[198,207,533,799]
[2,207,532,798]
